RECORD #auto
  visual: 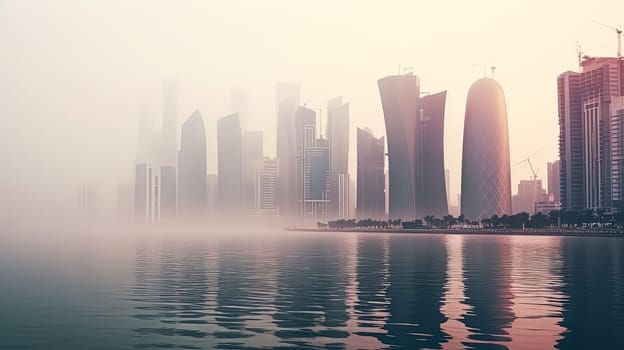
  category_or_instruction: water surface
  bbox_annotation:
[1,227,622,349]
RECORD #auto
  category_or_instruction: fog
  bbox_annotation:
[1,0,622,223]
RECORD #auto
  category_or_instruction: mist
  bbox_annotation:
[1,0,622,223]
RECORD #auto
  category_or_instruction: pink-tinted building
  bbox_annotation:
[460,78,512,220]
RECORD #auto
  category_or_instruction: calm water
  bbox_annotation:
[1,227,623,350]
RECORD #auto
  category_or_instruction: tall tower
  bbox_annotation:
[161,80,178,167]
[275,82,301,217]
[460,78,512,220]
[327,97,350,219]
[357,127,385,219]
[418,91,449,218]
[378,74,448,220]
[378,75,418,220]
[178,110,207,218]
[558,72,584,211]
[217,113,243,214]
[558,57,624,211]
[294,106,317,217]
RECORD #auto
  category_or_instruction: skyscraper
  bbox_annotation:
[547,161,561,203]
[558,57,624,210]
[357,127,385,219]
[327,97,350,219]
[611,96,624,210]
[160,165,177,220]
[178,110,207,218]
[161,80,178,167]
[378,75,417,220]
[217,113,243,214]
[378,74,448,219]
[460,77,512,220]
[275,82,300,217]
[253,157,279,215]
[242,131,263,212]
[418,91,449,218]
[303,137,330,219]
[134,163,152,222]
[558,71,584,212]
[295,106,318,217]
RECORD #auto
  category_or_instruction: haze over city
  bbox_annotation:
[1,0,623,222]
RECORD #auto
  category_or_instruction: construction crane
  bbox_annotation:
[517,157,539,181]
[593,20,623,58]
[573,39,583,69]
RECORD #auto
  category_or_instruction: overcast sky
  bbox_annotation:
[1,0,622,221]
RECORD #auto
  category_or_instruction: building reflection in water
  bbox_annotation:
[131,242,212,349]
[127,232,624,350]
[271,235,351,348]
[353,234,391,349]
[214,238,281,349]
[557,237,624,349]
[461,236,515,349]
[441,234,471,349]
[380,234,450,349]
[507,236,565,349]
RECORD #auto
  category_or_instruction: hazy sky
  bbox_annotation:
[1,0,622,221]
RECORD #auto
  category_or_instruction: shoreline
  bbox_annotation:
[286,227,624,238]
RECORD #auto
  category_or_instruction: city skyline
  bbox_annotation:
[2,0,623,221]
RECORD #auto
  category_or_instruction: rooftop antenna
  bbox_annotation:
[490,66,497,78]
[593,20,623,59]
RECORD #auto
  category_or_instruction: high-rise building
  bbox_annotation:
[512,179,547,214]
[378,74,448,220]
[161,80,178,167]
[242,131,264,212]
[327,97,350,219]
[134,163,152,222]
[558,57,624,211]
[547,161,561,203]
[178,110,207,218]
[252,157,279,215]
[295,106,318,217]
[357,127,385,219]
[275,82,300,217]
[217,113,243,214]
[160,166,177,220]
[558,72,584,211]
[611,96,624,211]
[461,77,512,220]
[418,91,449,218]
[303,138,330,219]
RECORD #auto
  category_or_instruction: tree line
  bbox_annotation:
[324,209,624,230]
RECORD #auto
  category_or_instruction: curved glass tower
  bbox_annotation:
[378,74,448,220]
[178,110,208,218]
[460,78,512,220]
